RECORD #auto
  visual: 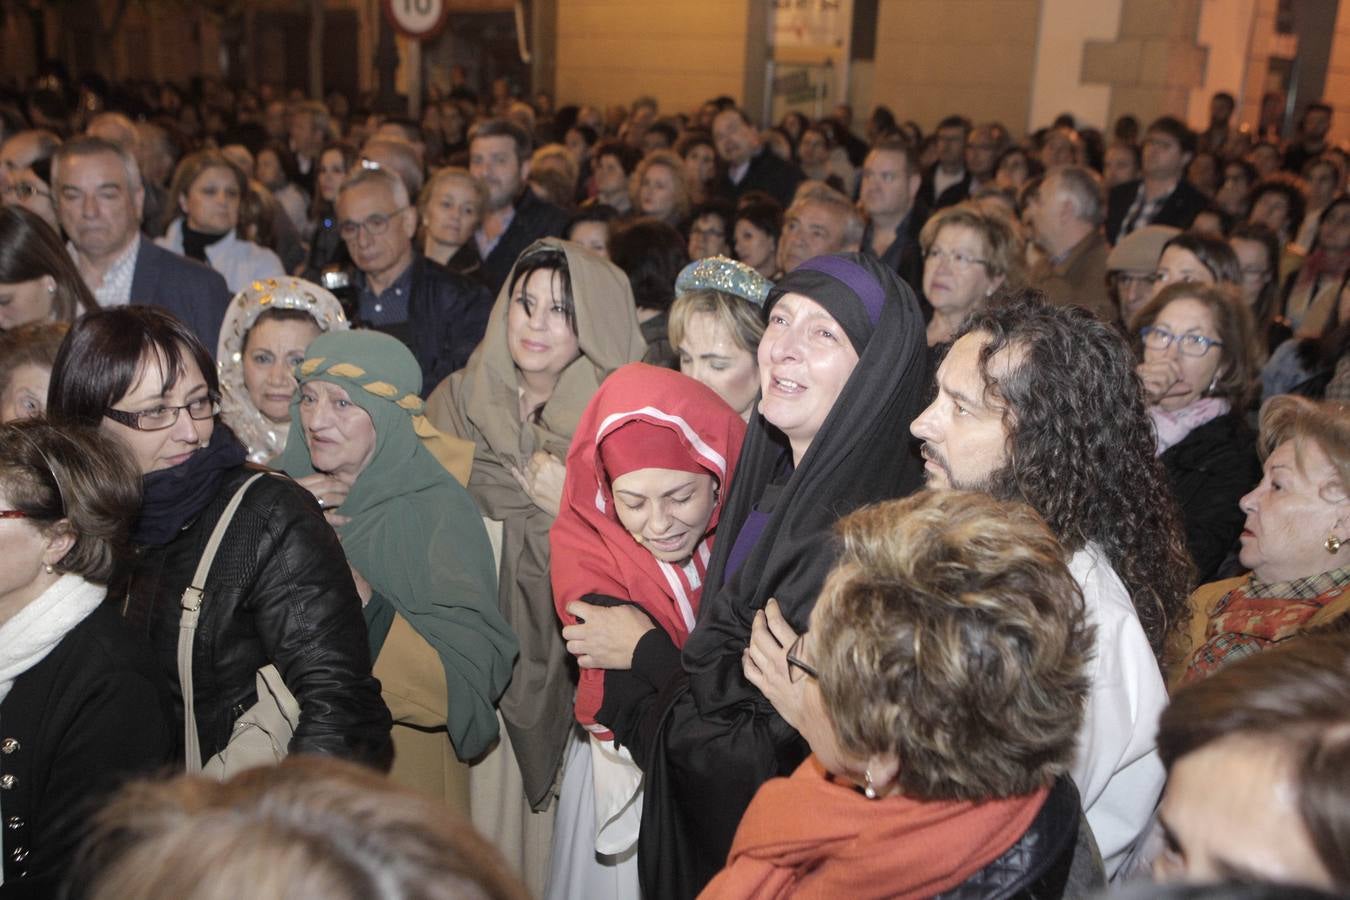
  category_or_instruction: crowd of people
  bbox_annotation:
[0,68,1349,900]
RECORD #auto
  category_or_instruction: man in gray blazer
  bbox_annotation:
[53,136,230,354]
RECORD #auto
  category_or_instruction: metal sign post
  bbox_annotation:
[381,0,450,119]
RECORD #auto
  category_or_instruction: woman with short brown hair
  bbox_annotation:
[706,490,1092,897]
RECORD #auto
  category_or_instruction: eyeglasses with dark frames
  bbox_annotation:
[786,632,818,683]
[104,394,220,432]
[338,206,409,240]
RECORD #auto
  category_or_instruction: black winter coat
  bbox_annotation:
[0,605,172,898]
[1104,179,1210,245]
[114,467,393,771]
[404,253,494,395]
[477,190,571,297]
[711,147,805,209]
[1161,413,1261,584]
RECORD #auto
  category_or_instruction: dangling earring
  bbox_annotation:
[1327,534,1343,554]
[1205,368,1222,396]
[863,770,877,800]
[43,563,54,575]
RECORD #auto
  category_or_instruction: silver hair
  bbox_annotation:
[1046,165,1105,227]
[790,179,865,250]
[336,165,411,211]
[51,135,143,193]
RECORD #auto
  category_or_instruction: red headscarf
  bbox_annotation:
[551,363,746,736]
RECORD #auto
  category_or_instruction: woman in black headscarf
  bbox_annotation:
[565,252,927,899]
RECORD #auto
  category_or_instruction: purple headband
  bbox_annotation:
[798,256,884,327]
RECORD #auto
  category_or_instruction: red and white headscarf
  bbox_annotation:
[551,363,746,735]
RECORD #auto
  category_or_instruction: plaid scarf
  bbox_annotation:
[1182,565,1350,685]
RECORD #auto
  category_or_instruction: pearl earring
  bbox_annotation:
[863,770,878,800]
[44,563,54,575]
[1327,534,1343,554]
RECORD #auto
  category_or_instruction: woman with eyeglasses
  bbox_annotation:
[46,305,393,774]
[0,421,172,896]
[918,202,1023,347]
[1133,283,1262,582]
[703,491,1092,899]
[0,205,97,330]
[1,168,58,234]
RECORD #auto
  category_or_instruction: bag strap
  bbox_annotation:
[178,472,266,773]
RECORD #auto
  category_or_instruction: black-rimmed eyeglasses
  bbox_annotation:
[786,633,818,683]
[338,207,409,240]
[104,395,220,431]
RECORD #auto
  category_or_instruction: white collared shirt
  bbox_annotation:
[69,233,140,308]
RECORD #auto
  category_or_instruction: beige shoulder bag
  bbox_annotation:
[177,473,301,779]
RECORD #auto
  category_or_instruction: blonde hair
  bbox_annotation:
[919,201,1025,290]
[667,289,765,356]
[814,490,1092,801]
[631,149,691,222]
[1259,395,1350,498]
[78,757,529,900]
[420,166,486,216]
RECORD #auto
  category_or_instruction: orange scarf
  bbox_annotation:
[700,756,1048,900]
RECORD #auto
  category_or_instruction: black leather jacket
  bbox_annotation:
[113,466,393,770]
[934,776,1087,900]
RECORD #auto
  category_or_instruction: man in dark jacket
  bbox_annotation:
[53,136,231,354]
[1105,116,1208,245]
[710,107,803,208]
[859,138,925,296]
[920,115,971,212]
[469,118,570,296]
[336,167,492,394]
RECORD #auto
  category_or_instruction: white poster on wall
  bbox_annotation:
[766,0,852,123]
[772,0,847,49]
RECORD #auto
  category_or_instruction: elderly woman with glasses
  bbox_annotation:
[1133,283,1262,583]
[46,305,393,774]
[706,490,1092,898]
[918,202,1023,347]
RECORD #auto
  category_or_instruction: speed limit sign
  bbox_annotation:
[382,0,450,40]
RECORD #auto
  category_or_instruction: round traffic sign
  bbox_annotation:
[382,0,450,40]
